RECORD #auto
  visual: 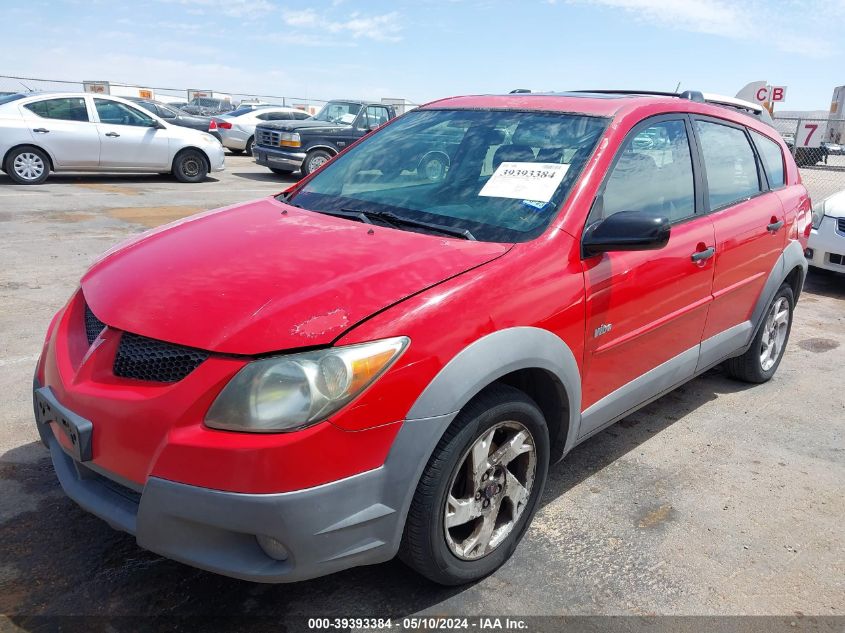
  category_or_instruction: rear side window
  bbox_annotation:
[595,119,696,223]
[750,130,785,188]
[25,98,89,122]
[293,111,311,120]
[256,111,291,121]
[695,120,761,209]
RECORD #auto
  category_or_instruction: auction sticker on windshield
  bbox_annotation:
[479,162,569,202]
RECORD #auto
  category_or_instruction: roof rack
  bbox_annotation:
[571,89,705,103]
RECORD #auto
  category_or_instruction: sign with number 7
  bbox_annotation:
[797,121,827,148]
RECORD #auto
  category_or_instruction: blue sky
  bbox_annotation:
[2,0,843,110]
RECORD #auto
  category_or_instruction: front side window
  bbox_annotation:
[592,119,696,224]
[94,99,156,127]
[25,97,89,122]
[750,130,785,189]
[363,106,390,128]
[287,109,607,243]
[695,120,761,209]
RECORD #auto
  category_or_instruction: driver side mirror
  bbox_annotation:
[582,209,671,256]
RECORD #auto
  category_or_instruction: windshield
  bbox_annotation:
[286,109,608,242]
[312,102,362,124]
[0,93,26,106]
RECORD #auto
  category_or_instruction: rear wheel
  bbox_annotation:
[244,136,255,157]
[724,284,794,383]
[172,149,208,183]
[5,146,50,184]
[400,384,549,585]
[302,149,333,176]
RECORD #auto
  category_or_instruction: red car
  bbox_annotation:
[33,90,811,585]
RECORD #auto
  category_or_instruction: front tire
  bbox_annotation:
[5,146,50,184]
[172,149,208,183]
[302,149,333,176]
[400,384,549,585]
[724,283,794,383]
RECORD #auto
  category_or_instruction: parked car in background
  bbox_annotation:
[33,90,809,586]
[216,106,311,156]
[807,190,845,272]
[126,97,221,142]
[254,100,396,176]
[182,97,234,116]
[0,92,224,184]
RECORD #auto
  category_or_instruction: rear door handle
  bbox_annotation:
[32,128,49,134]
[767,220,784,232]
[691,247,715,262]
[105,132,120,138]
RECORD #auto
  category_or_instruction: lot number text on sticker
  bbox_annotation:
[479,162,570,202]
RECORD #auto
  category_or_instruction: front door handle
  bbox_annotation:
[767,220,784,232]
[105,132,120,138]
[691,246,715,262]
[32,128,49,134]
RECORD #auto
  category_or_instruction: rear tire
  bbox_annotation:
[724,284,794,383]
[172,149,208,183]
[244,136,255,157]
[5,146,50,184]
[399,384,549,585]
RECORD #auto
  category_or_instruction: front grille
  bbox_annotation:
[257,127,281,147]
[113,332,208,383]
[837,217,845,233]
[84,304,106,345]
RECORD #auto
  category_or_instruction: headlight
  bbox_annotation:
[811,202,826,229]
[279,132,301,148]
[204,337,409,433]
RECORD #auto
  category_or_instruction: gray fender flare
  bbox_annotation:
[750,240,807,337]
[407,326,582,451]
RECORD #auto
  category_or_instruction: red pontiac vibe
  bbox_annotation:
[34,91,811,585]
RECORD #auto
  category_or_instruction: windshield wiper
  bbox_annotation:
[311,207,476,240]
[360,209,476,241]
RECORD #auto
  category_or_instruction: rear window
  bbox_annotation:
[695,120,761,210]
[0,93,26,106]
[750,130,785,189]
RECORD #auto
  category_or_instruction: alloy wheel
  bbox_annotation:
[444,421,536,561]
[760,296,790,371]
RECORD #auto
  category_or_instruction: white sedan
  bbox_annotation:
[807,190,845,273]
[215,106,311,156]
[0,92,224,184]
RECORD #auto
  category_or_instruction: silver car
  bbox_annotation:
[216,106,311,156]
[0,92,225,185]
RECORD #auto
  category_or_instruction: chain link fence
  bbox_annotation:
[0,74,337,113]
[771,116,845,203]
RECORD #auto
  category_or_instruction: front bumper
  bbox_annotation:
[34,380,455,583]
[806,217,845,272]
[254,146,306,171]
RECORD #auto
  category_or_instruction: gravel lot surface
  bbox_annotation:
[0,156,842,628]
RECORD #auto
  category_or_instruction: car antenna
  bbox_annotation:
[19,81,33,92]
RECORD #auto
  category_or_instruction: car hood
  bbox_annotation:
[257,119,344,133]
[820,190,845,218]
[81,198,509,355]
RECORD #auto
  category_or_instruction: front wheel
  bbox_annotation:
[5,146,50,184]
[724,283,794,383]
[172,149,209,183]
[301,149,333,176]
[400,384,549,585]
